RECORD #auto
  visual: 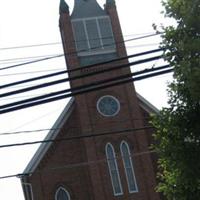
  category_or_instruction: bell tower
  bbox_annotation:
[58,0,161,199]
[21,1,161,200]
[59,0,142,132]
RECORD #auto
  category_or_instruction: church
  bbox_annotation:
[20,0,162,199]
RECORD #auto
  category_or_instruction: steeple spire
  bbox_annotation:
[105,0,116,8]
[71,0,106,19]
[59,0,69,14]
[106,0,116,6]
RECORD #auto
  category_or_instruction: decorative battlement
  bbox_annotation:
[59,0,69,14]
[71,0,106,19]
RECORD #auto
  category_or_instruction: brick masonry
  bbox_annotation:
[21,2,162,200]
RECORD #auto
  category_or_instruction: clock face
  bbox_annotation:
[97,95,120,117]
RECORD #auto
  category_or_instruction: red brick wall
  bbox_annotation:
[22,3,161,200]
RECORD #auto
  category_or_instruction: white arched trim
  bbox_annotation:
[120,141,138,193]
[105,143,123,196]
[55,187,70,200]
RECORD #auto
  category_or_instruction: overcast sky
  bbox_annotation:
[0,0,173,199]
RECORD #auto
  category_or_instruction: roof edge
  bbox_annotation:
[23,98,75,174]
[136,93,159,114]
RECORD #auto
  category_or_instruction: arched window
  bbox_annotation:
[105,143,123,196]
[120,141,138,193]
[55,187,70,200]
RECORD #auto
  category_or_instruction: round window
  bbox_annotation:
[97,95,120,117]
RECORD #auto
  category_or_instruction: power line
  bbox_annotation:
[0,48,163,78]
[0,54,61,63]
[0,68,65,77]
[0,54,64,71]
[0,32,160,51]
[0,116,152,136]
[0,149,156,180]
[0,42,60,51]
[0,55,163,98]
[0,43,159,64]
[0,128,61,136]
[121,33,161,43]
[0,64,170,110]
[0,126,153,149]
[0,33,162,71]
[0,48,163,90]
[0,67,173,114]
[126,43,159,49]
[0,93,51,101]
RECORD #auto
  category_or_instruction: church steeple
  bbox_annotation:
[71,0,106,19]
[105,0,116,7]
[59,0,69,14]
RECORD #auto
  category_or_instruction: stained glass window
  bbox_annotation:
[106,143,123,196]
[55,187,70,200]
[120,141,138,193]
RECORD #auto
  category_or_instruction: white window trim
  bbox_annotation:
[105,143,123,196]
[96,18,104,48]
[76,48,116,57]
[22,183,34,200]
[82,20,91,49]
[55,187,70,200]
[71,16,116,56]
[97,95,120,117]
[71,15,111,22]
[120,141,138,193]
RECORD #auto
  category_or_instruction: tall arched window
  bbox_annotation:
[105,143,123,196]
[120,141,138,193]
[55,187,70,200]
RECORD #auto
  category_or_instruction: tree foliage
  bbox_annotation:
[152,0,200,199]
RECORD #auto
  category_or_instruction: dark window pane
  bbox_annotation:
[72,21,88,51]
[121,143,132,168]
[106,144,123,195]
[56,188,69,200]
[85,19,101,49]
[111,171,122,194]
[98,18,115,49]
[121,142,138,192]
[126,168,137,191]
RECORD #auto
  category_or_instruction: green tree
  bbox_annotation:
[152,0,200,199]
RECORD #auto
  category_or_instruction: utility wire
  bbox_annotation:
[0,54,60,63]
[0,42,60,51]
[126,43,159,49]
[0,43,159,64]
[0,67,173,114]
[0,93,51,101]
[0,32,160,51]
[0,149,156,180]
[0,64,171,110]
[0,126,153,149]
[0,128,61,136]
[0,33,161,71]
[0,116,152,136]
[0,69,66,77]
[0,48,162,77]
[0,54,64,71]
[0,48,163,90]
[0,55,162,98]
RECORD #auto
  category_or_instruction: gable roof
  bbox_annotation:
[23,94,158,175]
[136,93,159,114]
[23,98,75,174]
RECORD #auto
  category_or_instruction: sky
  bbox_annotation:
[0,0,173,199]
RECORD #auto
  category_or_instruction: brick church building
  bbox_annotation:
[20,0,161,199]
